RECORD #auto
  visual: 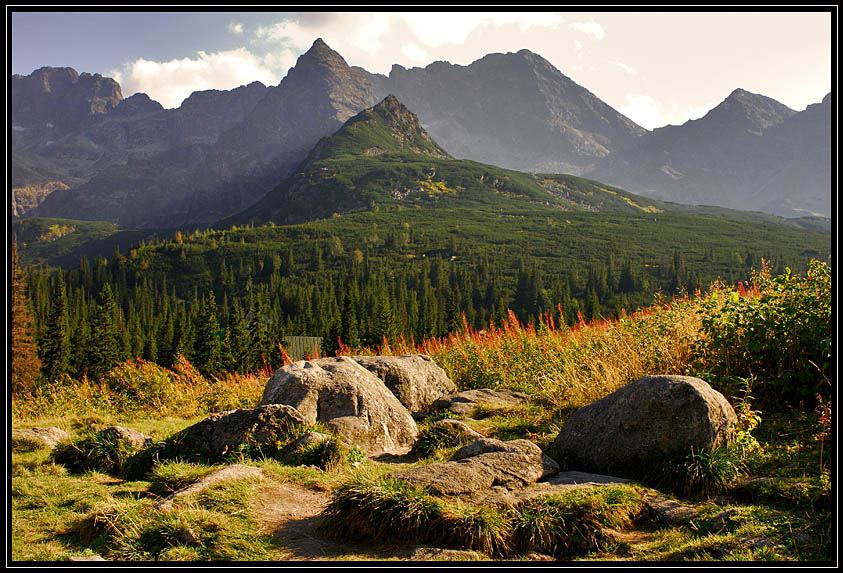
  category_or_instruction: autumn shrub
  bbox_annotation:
[694,259,832,406]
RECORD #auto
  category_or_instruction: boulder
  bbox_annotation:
[98,426,150,450]
[11,426,70,450]
[549,375,737,476]
[391,437,558,496]
[178,404,310,458]
[260,357,418,454]
[350,354,456,414]
[430,388,530,416]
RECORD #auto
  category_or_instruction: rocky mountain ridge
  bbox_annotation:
[13,38,832,226]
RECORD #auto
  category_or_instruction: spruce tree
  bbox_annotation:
[224,300,250,373]
[40,270,71,382]
[87,283,121,379]
[11,240,42,391]
[194,291,222,377]
[339,286,360,349]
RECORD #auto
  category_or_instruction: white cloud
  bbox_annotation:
[228,22,244,34]
[618,93,664,130]
[609,60,637,75]
[618,93,719,130]
[397,12,563,48]
[401,43,430,64]
[112,48,278,109]
[570,19,605,41]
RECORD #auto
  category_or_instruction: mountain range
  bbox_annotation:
[12,38,832,228]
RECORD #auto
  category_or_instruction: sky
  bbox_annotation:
[9,10,835,130]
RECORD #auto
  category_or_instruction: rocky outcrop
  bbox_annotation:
[261,357,419,454]
[176,404,310,458]
[431,388,530,416]
[391,437,558,497]
[549,375,737,476]
[351,354,456,414]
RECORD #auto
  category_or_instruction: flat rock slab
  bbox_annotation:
[461,471,630,507]
[11,427,70,449]
[391,438,558,497]
[430,388,530,416]
[154,464,264,512]
[644,495,699,523]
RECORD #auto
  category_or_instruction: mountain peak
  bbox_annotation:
[309,94,451,161]
[706,88,796,132]
[297,37,348,67]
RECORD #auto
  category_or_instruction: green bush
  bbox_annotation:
[51,430,139,474]
[695,259,831,406]
[410,424,473,459]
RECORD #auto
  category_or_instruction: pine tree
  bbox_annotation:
[87,283,121,379]
[224,300,250,373]
[194,291,222,377]
[11,240,42,392]
[248,297,271,370]
[40,270,71,382]
[339,286,360,349]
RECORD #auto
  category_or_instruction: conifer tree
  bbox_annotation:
[11,240,42,391]
[194,291,222,377]
[40,270,71,382]
[87,283,121,379]
[339,286,360,349]
[224,299,250,373]
[248,297,271,370]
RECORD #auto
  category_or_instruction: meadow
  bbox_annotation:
[10,260,833,562]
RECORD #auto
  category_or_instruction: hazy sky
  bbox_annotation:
[10,10,834,130]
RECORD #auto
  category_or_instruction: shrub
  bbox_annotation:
[511,486,646,557]
[51,430,138,474]
[694,259,831,406]
[643,445,747,499]
[410,424,473,458]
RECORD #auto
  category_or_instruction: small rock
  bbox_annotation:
[645,495,699,524]
[739,537,777,550]
[408,547,481,561]
[180,528,200,545]
[709,508,740,533]
[526,552,555,561]
[431,388,529,416]
[98,426,149,449]
[290,431,330,452]
[68,555,106,561]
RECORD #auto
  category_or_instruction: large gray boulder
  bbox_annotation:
[350,354,456,414]
[177,404,310,458]
[260,357,418,454]
[391,437,559,496]
[549,375,737,476]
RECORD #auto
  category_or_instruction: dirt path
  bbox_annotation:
[253,482,413,561]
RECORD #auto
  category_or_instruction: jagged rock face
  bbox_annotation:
[260,357,419,455]
[12,67,122,133]
[549,375,737,477]
[386,50,645,174]
[588,89,831,217]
